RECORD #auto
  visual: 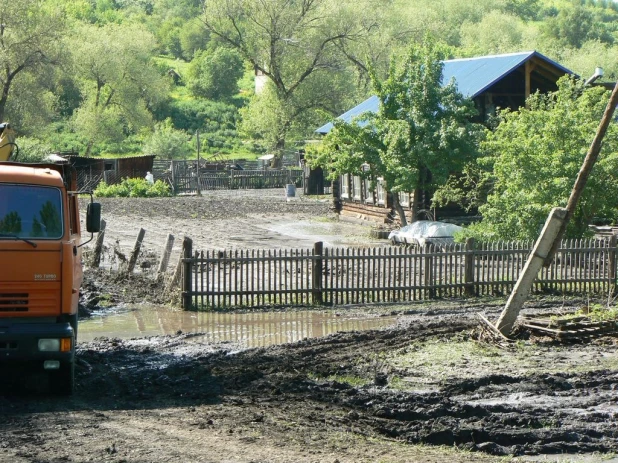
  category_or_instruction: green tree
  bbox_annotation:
[0,211,21,234]
[179,18,210,60]
[35,201,61,237]
[460,11,524,55]
[543,4,616,48]
[307,37,482,225]
[69,22,168,155]
[201,0,374,151]
[142,118,192,160]
[0,0,66,122]
[504,0,540,21]
[457,77,618,242]
[187,47,244,100]
[240,70,357,153]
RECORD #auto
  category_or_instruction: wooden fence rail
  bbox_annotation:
[181,237,618,309]
[157,162,303,195]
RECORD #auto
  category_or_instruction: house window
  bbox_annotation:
[104,160,117,171]
[353,176,362,200]
[399,192,410,207]
[377,179,385,205]
[341,174,349,198]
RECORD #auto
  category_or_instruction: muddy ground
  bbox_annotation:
[1,192,618,463]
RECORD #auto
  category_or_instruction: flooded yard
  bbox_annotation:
[79,306,397,348]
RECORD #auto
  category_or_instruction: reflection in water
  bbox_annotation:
[79,306,396,348]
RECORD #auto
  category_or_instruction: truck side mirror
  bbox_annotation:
[86,202,101,233]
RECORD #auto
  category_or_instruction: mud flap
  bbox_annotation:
[49,361,75,396]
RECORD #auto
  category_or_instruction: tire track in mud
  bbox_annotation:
[191,316,618,457]
[4,305,616,460]
[328,369,618,456]
[71,311,618,458]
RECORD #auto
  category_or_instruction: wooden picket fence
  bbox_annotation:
[151,159,303,194]
[181,237,618,309]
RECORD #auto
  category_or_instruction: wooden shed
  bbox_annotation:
[64,154,156,191]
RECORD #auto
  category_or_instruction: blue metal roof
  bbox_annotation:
[316,51,573,134]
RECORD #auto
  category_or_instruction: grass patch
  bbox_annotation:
[383,336,618,390]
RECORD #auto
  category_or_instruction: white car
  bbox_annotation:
[388,221,463,247]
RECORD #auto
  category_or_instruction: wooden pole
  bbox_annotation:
[544,80,618,267]
[464,238,476,296]
[312,242,323,305]
[182,237,193,309]
[495,208,567,336]
[91,219,106,268]
[157,234,175,275]
[127,228,146,273]
[609,234,617,289]
[196,130,202,197]
[171,160,176,194]
[167,249,184,292]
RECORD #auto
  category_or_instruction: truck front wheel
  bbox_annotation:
[49,361,75,395]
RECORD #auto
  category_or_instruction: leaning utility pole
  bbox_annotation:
[196,130,202,197]
[495,79,618,336]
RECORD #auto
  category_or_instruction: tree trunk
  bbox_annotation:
[0,78,13,122]
[392,192,408,227]
[84,139,94,157]
[411,188,422,222]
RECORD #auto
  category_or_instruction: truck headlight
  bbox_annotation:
[38,339,60,352]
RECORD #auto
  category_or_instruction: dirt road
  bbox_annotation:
[1,194,617,463]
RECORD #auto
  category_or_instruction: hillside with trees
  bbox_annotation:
[2,0,618,163]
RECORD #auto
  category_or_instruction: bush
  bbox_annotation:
[187,48,244,100]
[153,99,248,154]
[142,119,192,160]
[94,178,172,198]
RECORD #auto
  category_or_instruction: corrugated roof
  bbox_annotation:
[316,51,573,134]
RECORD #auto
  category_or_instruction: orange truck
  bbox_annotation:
[0,123,101,394]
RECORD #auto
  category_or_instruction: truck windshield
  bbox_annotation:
[0,184,63,239]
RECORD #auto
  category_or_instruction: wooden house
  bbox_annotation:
[315,51,574,225]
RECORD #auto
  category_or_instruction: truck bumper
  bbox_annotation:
[0,321,74,364]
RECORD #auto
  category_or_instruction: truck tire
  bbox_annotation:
[50,361,75,395]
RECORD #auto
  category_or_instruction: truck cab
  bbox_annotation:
[0,161,100,394]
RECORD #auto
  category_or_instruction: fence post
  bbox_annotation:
[127,228,146,273]
[91,219,106,268]
[170,160,177,193]
[423,243,434,299]
[464,238,476,296]
[312,241,324,305]
[609,234,617,290]
[157,234,175,275]
[182,237,193,309]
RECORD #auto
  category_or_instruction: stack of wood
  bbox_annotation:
[520,314,618,340]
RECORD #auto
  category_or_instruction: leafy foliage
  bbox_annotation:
[155,98,245,154]
[94,178,172,197]
[187,48,244,100]
[13,137,53,163]
[450,77,618,241]
[307,37,482,224]
[142,119,192,160]
[3,0,618,162]
[201,0,376,149]
[68,22,169,155]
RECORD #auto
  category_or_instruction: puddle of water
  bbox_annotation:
[79,306,396,348]
[268,220,387,248]
[464,393,618,418]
